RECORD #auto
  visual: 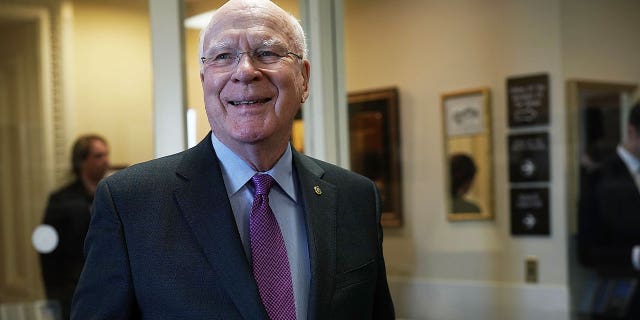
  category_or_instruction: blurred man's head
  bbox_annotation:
[72,134,110,185]
[450,153,477,196]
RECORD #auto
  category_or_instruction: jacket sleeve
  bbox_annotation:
[372,181,395,319]
[577,168,636,272]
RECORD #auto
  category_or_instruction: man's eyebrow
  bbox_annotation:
[204,38,289,55]
[203,40,233,56]
[261,39,286,48]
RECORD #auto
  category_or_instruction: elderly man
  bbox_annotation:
[71,1,394,319]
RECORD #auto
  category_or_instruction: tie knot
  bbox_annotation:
[252,174,275,196]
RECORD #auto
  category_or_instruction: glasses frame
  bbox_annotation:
[200,50,303,70]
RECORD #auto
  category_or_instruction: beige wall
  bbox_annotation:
[561,0,640,84]
[71,0,153,168]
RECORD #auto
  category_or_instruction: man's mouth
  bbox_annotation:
[228,98,271,106]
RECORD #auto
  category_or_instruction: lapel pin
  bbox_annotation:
[313,185,322,195]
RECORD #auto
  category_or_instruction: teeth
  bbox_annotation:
[229,98,269,106]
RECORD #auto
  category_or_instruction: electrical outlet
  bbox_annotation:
[525,256,538,283]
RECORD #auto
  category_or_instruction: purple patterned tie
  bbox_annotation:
[249,174,296,320]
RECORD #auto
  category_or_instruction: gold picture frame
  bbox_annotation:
[348,87,402,227]
[442,88,493,221]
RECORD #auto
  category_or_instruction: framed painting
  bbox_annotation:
[348,87,402,227]
[442,88,494,221]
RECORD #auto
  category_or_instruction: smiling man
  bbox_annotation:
[71,1,394,319]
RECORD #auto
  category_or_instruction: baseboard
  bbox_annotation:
[388,276,570,320]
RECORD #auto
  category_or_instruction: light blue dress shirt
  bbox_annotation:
[211,134,310,320]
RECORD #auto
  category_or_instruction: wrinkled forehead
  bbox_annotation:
[205,29,288,53]
[203,7,296,53]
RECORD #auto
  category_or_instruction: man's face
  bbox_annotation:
[200,6,310,150]
[83,139,110,182]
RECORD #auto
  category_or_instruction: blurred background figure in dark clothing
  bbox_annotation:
[578,101,640,320]
[39,134,109,319]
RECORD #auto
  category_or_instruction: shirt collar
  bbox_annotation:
[617,145,640,174]
[210,133,297,202]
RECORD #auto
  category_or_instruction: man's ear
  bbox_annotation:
[300,60,310,103]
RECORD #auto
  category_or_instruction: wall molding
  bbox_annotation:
[388,276,570,320]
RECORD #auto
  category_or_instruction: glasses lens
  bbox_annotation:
[253,49,285,66]
[203,48,298,71]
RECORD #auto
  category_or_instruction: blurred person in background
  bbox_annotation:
[579,101,640,319]
[40,134,109,319]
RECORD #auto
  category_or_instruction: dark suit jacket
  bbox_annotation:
[40,179,93,320]
[578,152,640,275]
[71,133,394,319]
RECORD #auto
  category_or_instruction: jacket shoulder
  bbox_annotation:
[102,151,186,191]
[300,155,374,188]
[48,180,86,201]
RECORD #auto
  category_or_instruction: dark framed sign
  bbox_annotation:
[507,73,550,127]
[510,187,550,236]
[348,87,402,227]
[508,132,550,183]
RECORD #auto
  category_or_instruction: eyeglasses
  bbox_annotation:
[201,48,303,72]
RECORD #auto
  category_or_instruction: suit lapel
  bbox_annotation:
[173,133,267,319]
[293,151,337,320]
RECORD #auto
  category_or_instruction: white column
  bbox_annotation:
[149,0,187,158]
[299,0,350,168]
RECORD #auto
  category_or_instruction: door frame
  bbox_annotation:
[0,4,54,302]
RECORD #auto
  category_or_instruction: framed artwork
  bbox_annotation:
[348,87,402,227]
[442,88,494,221]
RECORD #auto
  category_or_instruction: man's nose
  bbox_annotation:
[232,53,261,82]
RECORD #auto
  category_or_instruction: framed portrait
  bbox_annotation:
[442,88,493,221]
[348,87,402,227]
